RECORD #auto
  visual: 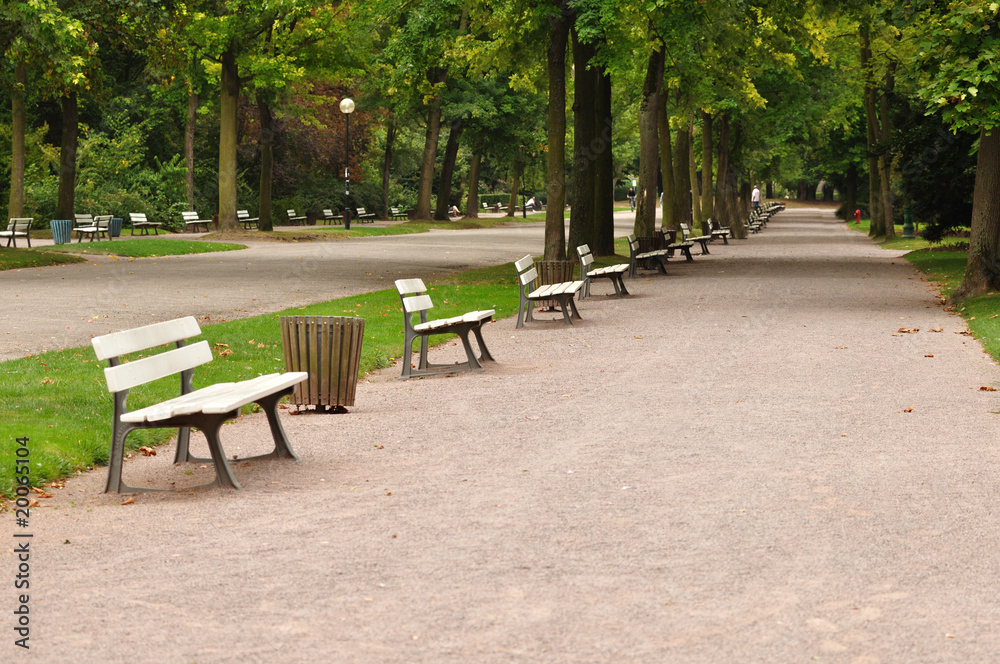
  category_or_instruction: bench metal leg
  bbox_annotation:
[471,324,495,363]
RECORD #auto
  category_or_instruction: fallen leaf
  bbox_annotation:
[925,353,934,358]
[980,386,998,392]
[929,328,943,332]
[121,497,135,506]
[903,407,913,413]
[40,377,54,385]
[218,348,234,357]
[27,499,38,508]
[138,446,157,457]
[897,328,919,334]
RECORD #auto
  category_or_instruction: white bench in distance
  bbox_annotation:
[680,222,713,255]
[576,244,629,298]
[514,255,584,328]
[626,234,669,277]
[287,209,307,224]
[129,212,162,236]
[181,210,212,232]
[1,218,32,247]
[237,209,258,230]
[75,214,112,242]
[91,316,307,493]
[706,217,730,244]
[321,209,343,225]
[395,278,495,379]
[355,207,376,222]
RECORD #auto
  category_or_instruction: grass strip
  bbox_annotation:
[44,238,246,258]
[0,247,87,271]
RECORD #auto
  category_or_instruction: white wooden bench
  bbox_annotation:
[576,244,629,298]
[1,218,32,248]
[626,234,669,277]
[514,255,584,328]
[286,209,307,224]
[75,214,112,242]
[355,207,376,222]
[395,278,495,379]
[91,316,308,493]
[129,212,162,236]
[321,209,343,225]
[236,209,258,230]
[679,222,713,255]
[181,210,212,232]
[390,206,408,221]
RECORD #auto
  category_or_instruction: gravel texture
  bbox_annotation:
[8,208,1000,663]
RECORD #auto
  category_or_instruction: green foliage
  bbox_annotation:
[44,238,246,258]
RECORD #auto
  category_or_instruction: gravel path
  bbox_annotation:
[9,207,1000,662]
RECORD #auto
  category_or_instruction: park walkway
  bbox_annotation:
[15,207,1000,662]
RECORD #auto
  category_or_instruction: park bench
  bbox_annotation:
[321,209,343,225]
[1,218,32,248]
[181,211,212,232]
[626,234,669,277]
[237,209,258,230]
[390,207,408,221]
[660,229,695,261]
[91,316,308,493]
[129,212,162,236]
[355,207,376,222]
[706,217,730,244]
[679,222,713,255]
[75,215,113,242]
[576,244,630,298]
[287,209,307,224]
[514,255,584,328]
[395,278,495,379]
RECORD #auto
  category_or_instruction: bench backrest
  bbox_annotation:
[130,212,148,223]
[576,244,595,270]
[679,222,691,239]
[181,211,201,221]
[391,207,400,214]
[6,218,31,232]
[74,214,93,227]
[395,279,434,321]
[322,209,334,218]
[287,209,299,217]
[626,234,638,255]
[92,316,210,393]
[94,215,112,229]
[357,207,367,214]
[237,210,250,220]
[515,255,538,287]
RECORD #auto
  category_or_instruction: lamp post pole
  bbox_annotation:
[340,98,355,230]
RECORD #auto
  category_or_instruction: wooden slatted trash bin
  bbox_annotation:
[280,316,365,412]
[533,260,576,311]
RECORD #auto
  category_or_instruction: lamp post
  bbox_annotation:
[340,97,355,230]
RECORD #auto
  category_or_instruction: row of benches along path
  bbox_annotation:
[11,207,1000,662]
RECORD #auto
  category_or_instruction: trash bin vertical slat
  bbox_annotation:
[280,315,364,410]
[320,318,332,405]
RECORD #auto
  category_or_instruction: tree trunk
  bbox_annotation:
[879,58,897,239]
[701,111,714,223]
[569,28,597,252]
[415,69,446,220]
[256,96,274,231]
[658,96,675,232]
[217,46,240,232]
[382,115,396,219]
[434,118,463,220]
[185,92,198,210]
[672,120,691,229]
[844,164,858,221]
[689,123,703,230]
[714,112,745,238]
[544,0,572,260]
[634,47,664,238]
[8,61,25,219]
[766,181,773,199]
[466,151,481,218]
[860,24,882,236]
[507,160,521,216]
[56,91,78,220]
[951,128,1000,302]
[592,65,614,255]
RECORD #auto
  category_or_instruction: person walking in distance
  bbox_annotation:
[751,184,762,211]
[627,185,636,211]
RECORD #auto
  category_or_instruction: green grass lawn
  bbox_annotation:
[0,247,87,271]
[45,238,247,257]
